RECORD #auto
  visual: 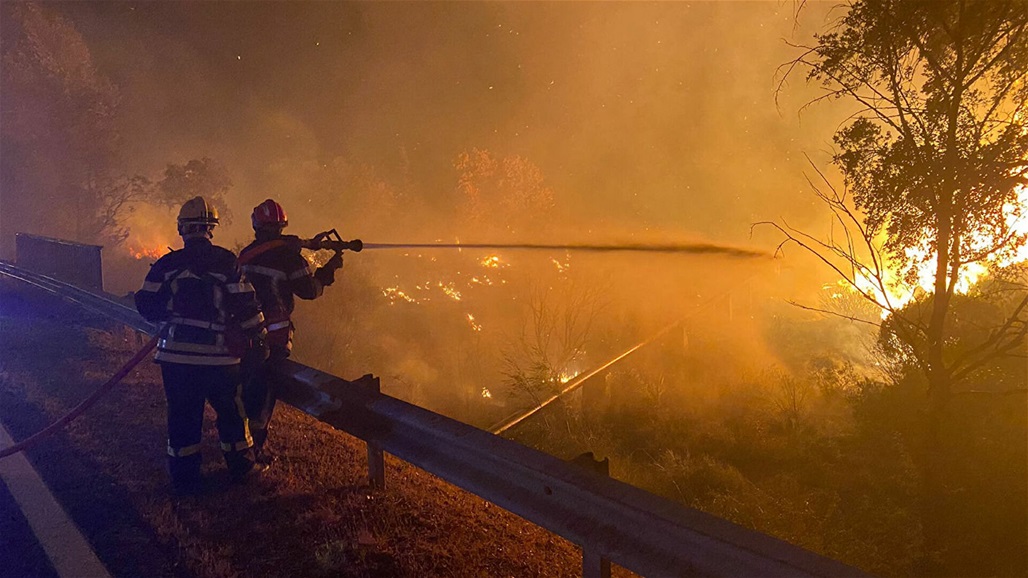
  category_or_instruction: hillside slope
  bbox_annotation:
[0,280,617,578]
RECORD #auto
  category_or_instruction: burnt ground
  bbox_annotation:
[0,278,630,578]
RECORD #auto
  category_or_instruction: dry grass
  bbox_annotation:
[0,281,635,577]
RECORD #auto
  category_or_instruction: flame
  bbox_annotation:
[557,370,580,384]
[551,258,570,273]
[848,185,1028,315]
[481,255,504,268]
[121,204,178,261]
[439,281,462,301]
[383,287,420,305]
[128,245,167,260]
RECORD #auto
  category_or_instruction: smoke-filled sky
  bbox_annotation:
[55,1,843,248]
[5,0,888,426]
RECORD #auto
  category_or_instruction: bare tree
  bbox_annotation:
[86,174,152,245]
[501,280,606,425]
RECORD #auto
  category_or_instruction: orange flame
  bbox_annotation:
[128,245,167,260]
[848,185,1028,315]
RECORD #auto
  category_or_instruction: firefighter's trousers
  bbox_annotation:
[242,346,289,454]
[160,363,253,490]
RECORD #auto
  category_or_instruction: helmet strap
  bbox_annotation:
[179,223,215,239]
[255,225,285,241]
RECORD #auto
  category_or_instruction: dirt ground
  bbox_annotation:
[0,279,628,578]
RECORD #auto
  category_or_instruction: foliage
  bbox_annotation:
[454,148,556,236]
[768,3,1028,572]
[880,264,1027,385]
[0,2,126,248]
[562,358,925,577]
[0,5,224,248]
[812,0,1028,275]
[770,0,1028,394]
[153,158,234,224]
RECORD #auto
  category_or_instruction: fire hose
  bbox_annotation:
[300,229,771,259]
[0,334,158,460]
[0,233,766,461]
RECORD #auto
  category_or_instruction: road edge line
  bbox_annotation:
[0,421,112,578]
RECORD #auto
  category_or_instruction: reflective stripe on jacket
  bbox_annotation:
[239,235,323,352]
[135,237,264,365]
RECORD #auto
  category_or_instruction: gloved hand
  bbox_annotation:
[249,330,268,351]
[241,331,269,375]
[315,252,343,286]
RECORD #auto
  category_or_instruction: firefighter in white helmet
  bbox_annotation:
[135,196,267,495]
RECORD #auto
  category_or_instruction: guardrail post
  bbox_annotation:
[583,549,611,578]
[572,453,611,578]
[360,374,385,489]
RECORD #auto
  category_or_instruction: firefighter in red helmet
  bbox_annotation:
[239,198,343,463]
[135,196,266,495]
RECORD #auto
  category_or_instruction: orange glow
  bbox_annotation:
[848,185,1028,314]
[480,255,504,268]
[557,370,580,384]
[439,281,462,301]
[383,287,420,305]
[128,245,167,260]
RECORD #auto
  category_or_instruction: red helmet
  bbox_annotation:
[252,199,288,230]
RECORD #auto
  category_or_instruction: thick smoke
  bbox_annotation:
[3,1,864,420]
[45,2,842,241]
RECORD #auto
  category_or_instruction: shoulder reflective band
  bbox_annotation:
[238,240,289,265]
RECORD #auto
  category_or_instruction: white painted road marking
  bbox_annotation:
[0,422,111,578]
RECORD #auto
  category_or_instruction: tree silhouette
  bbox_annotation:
[454,148,556,237]
[0,2,128,249]
[154,158,234,224]
[767,1,1028,573]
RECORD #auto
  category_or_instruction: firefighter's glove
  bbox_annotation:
[315,252,343,286]
[241,332,269,374]
[326,251,343,270]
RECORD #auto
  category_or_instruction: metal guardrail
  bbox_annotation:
[15,233,105,291]
[0,261,870,578]
[0,261,154,334]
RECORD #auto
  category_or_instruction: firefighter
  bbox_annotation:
[135,196,267,495]
[239,198,343,463]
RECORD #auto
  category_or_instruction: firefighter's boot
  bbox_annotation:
[251,426,273,465]
[225,449,260,483]
[168,454,203,496]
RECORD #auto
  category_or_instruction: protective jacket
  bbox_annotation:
[135,237,265,365]
[238,234,335,356]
